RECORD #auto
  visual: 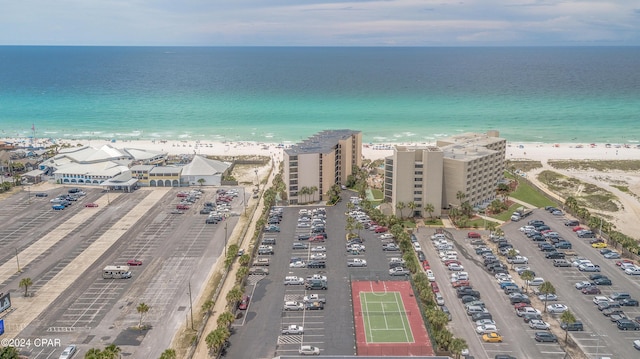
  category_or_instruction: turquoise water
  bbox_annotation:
[1,46,639,144]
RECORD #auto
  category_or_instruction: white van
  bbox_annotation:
[284,276,304,285]
[283,301,304,311]
[431,233,446,240]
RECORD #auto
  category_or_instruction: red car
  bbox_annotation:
[452,280,470,288]
[572,226,584,232]
[374,226,388,233]
[85,203,99,208]
[467,232,481,239]
[422,260,430,270]
[309,235,326,242]
[513,302,529,310]
[238,295,250,310]
[176,204,190,210]
[177,193,188,197]
[616,259,634,267]
[127,259,143,266]
[582,286,601,295]
[430,282,440,293]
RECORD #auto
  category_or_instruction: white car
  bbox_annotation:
[456,272,469,281]
[59,345,77,359]
[311,246,326,252]
[475,319,496,326]
[575,281,593,289]
[507,256,529,264]
[413,242,422,251]
[282,324,304,335]
[426,270,436,282]
[448,263,464,271]
[592,296,611,305]
[516,307,541,317]
[547,304,568,314]
[310,253,327,260]
[475,324,498,334]
[289,261,307,268]
[538,293,558,301]
[529,319,550,330]
[526,277,545,286]
[380,233,394,240]
[495,273,512,281]
[299,345,320,355]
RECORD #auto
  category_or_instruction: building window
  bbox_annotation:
[414,191,422,195]
[414,171,423,175]
[414,178,422,182]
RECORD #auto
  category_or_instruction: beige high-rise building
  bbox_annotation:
[284,130,362,204]
[384,131,506,217]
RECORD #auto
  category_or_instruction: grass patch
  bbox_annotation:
[612,185,630,193]
[423,218,444,226]
[548,160,640,172]
[506,160,543,172]
[510,177,556,208]
[491,203,525,222]
[370,188,384,200]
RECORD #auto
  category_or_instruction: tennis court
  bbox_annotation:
[352,280,433,356]
[359,291,414,343]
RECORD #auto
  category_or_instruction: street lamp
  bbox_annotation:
[224,222,228,258]
[15,248,21,273]
[187,281,194,330]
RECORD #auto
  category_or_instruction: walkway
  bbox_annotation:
[191,164,278,358]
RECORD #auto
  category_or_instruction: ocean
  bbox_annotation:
[1,46,639,144]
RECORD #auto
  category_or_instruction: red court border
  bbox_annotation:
[352,280,434,356]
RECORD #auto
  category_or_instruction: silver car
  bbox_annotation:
[59,345,77,359]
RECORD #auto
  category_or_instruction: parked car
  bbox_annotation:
[481,332,502,343]
[582,286,601,295]
[298,345,320,355]
[238,295,251,310]
[59,345,77,359]
[535,332,558,342]
[538,293,558,301]
[529,319,550,330]
[547,304,568,314]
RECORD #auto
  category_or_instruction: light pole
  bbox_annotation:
[187,281,194,330]
[254,168,259,190]
[15,248,20,273]
[224,222,228,258]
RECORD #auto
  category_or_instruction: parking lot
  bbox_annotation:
[502,209,640,359]
[225,192,421,358]
[0,186,242,358]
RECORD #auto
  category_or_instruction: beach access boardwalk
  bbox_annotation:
[3,188,168,339]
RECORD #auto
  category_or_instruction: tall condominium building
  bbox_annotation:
[384,130,506,217]
[284,130,362,204]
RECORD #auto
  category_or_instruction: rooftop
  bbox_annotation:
[285,130,360,155]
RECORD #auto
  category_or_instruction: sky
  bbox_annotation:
[1,0,639,46]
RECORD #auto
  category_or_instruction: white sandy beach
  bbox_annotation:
[6,137,640,162]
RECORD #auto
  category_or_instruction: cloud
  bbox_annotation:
[0,0,638,45]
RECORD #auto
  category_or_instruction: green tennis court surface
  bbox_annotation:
[359,291,414,343]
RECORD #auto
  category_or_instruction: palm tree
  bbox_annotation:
[236,266,249,283]
[396,201,406,220]
[309,186,318,202]
[486,221,497,236]
[560,310,577,343]
[159,348,177,359]
[201,299,215,316]
[84,348,103,359]
[449,338,467,359]
[407,201,417,218]
[238,254,251,266]
[19,277,32,297]
[226,286,243,309]
[217,310,235,328]
[423,203,435,220]
[456,191,467,206]
[205,330,220,351]
[103,344,121,359]
[345,216,355,236]
[506,248,518,268]
[197,178,205,186]
[539,281,556,312]
[136,302,150,329]
[354,221,364,237]
[520,270,534,294]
